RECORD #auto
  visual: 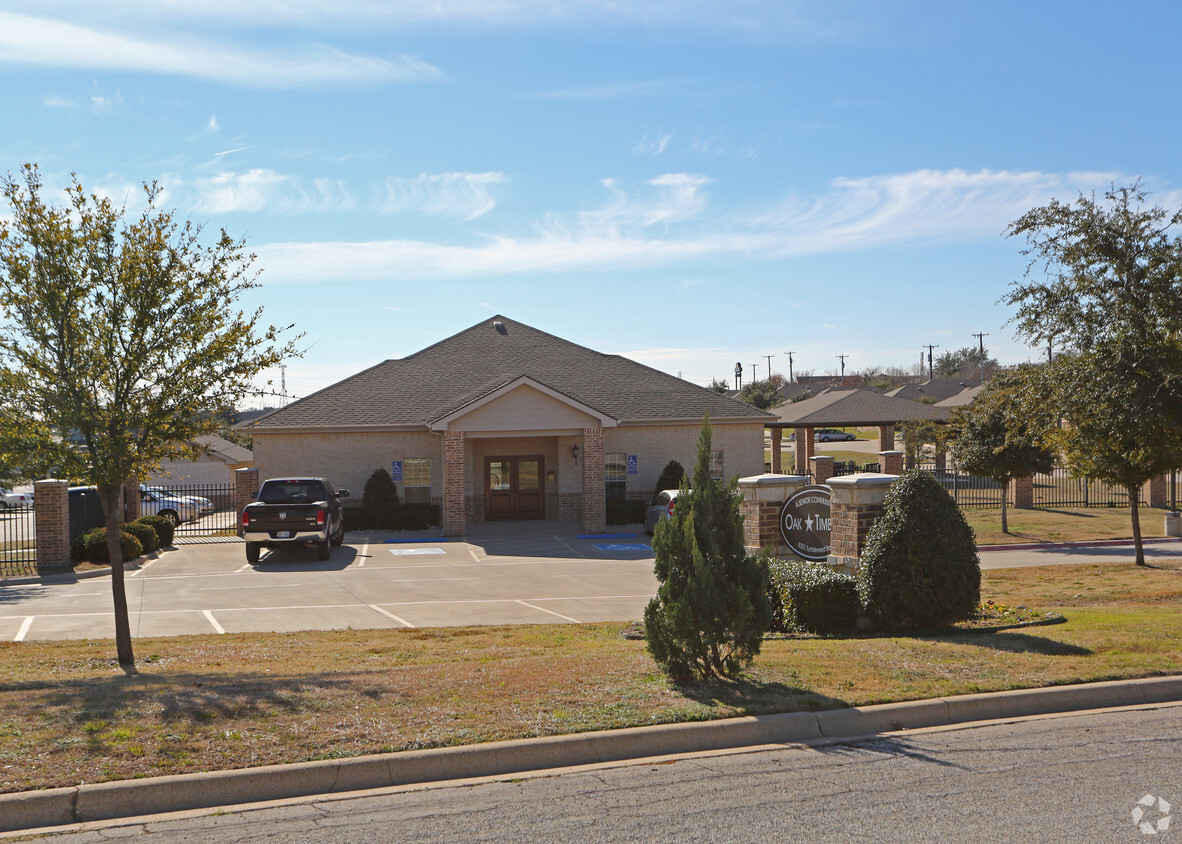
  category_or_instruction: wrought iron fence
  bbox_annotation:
[146,483,238,540]
[916,463,1007,509]
[832,461,881,477]
[1031,468,1140,509]
[0,503,38,577]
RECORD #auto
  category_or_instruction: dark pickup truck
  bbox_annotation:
[241,477,350,563]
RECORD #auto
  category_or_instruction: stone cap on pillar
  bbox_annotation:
[738,473,812,503]
[827,472,897,505]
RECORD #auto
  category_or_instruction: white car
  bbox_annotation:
[139,488,200,525]
[142,485,214,517]
[645,489,686,536]
[0,487,34,509]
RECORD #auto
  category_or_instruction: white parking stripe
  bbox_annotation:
[202,610,225,634]
[128,557,160,577]
[368,605,414,627]
[14,616,33,641]
[515,600,581,623]
[357,543,368,567]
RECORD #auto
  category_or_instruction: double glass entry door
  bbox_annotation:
[485,456,545,520]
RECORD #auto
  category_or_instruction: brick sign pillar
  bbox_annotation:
[877,425,895,452]
[234,468,259,536]
[442,431,466,538]
[737,473,812,555]
[827,473,895,571]
[581,426,606,534]
[1012,475,1034,509]
[34,479,71,572]
[879,450,904,475]
[770,428,782,473]
[810,455,835,484]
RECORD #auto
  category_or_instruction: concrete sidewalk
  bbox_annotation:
[3,675,1180,834]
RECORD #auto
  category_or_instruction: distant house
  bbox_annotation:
[147,435,254,486]
[240,316,770,535]
[887,379,986,404]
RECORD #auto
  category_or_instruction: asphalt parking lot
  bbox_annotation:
[0,523,659,642]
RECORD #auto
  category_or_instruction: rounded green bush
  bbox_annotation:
[122,521,159,554]
[82,527,144,565]
[856,468,980,631]
[135,514,175,546]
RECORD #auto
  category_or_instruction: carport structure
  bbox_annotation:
[766,388,952,474]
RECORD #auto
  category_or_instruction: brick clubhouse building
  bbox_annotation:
[242,316,770,535]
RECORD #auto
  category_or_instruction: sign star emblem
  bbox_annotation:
[805,515,815,531]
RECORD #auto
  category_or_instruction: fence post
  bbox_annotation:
[1145,474,1168,509]
[810,455,835,484]
[123,483,141,522]
[33,479,71,572]
[1012,475,1034,509]
[879,450,904,475]
[234,468,260,536]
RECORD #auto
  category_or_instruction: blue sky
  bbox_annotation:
[3,1,1180,407]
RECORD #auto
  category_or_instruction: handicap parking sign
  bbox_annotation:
[627,455,638,475]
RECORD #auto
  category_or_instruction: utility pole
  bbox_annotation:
[750,362,760,383]
[923,344,939,381]
[836,354,848,384]
[971,332,989,379]
[784,351,795,383]
[764,354,774,380]
[280,365,288,406]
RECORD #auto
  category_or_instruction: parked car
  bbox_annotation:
[141,485,214,517]
[814,428,856,443]
[139,487,201,526]
[645,489,685,536]
[0,487,34,509]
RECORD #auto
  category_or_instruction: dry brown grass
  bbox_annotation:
[965,506,1173,546]
[2,560,1181,794]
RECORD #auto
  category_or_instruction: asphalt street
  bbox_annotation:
[17,703,1182,842]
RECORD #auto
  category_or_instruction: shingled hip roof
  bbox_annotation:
[769,388,952,427]
[242,316,771,430]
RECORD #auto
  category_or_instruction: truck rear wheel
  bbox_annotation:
[245,542,260,563]
[317,537,331,560]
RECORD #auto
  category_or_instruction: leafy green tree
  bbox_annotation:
[0,165,297,669]
[934,346,999,379]
[1004,183,1182,564]
[643,420,771,680]
[735,379,782,410]
[948,366,1057,534]
[708,378,729,394]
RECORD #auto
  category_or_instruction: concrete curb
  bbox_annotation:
[978,537,1182,553]
[3,675,1180,833]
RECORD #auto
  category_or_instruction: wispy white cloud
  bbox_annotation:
[633,132,674,155]
[41,90,124,113]
[206,115,220,134]
[0,11,442,88]
[253,168,1133,283]
[168,169,356,215]
[378,172,506,221]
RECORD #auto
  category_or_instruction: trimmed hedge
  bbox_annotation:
[767,559,860,634]
[856,467,980,631]
[122,521,159,554]
[75,527,143,565]
[606,499,647,526]
[652,460,686,504]
[135,513,175,546]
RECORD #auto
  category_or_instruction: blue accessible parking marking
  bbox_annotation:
[389,548,447,556]
[592,543,652,552]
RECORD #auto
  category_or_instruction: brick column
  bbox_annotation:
[737,473,811,555]
[234,468,259,536]
[878,425,895,452]
[879,450,904,475]
[934,448,947,471]
[34,479,71,572]
[827,473,895,571]
[122,483,141,522]
[793,427,814,474]
[810,455,835,485]
[1145,474,1169,508]
[770,428,782,474]
[1012,475,1034,509]
[581,426,606,533]
[442,431,466,537]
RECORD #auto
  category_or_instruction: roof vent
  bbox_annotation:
[493,320,507,335]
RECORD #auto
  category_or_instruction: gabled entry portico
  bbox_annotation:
[430,375,617,536]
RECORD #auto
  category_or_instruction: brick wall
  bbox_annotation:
[234,468,259,535]
[443,431,465,536]
[581,427,605,532]
[827,474,895,571]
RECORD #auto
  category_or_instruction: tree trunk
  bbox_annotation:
[98,482,136,671]
[1129,485,1145,566]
